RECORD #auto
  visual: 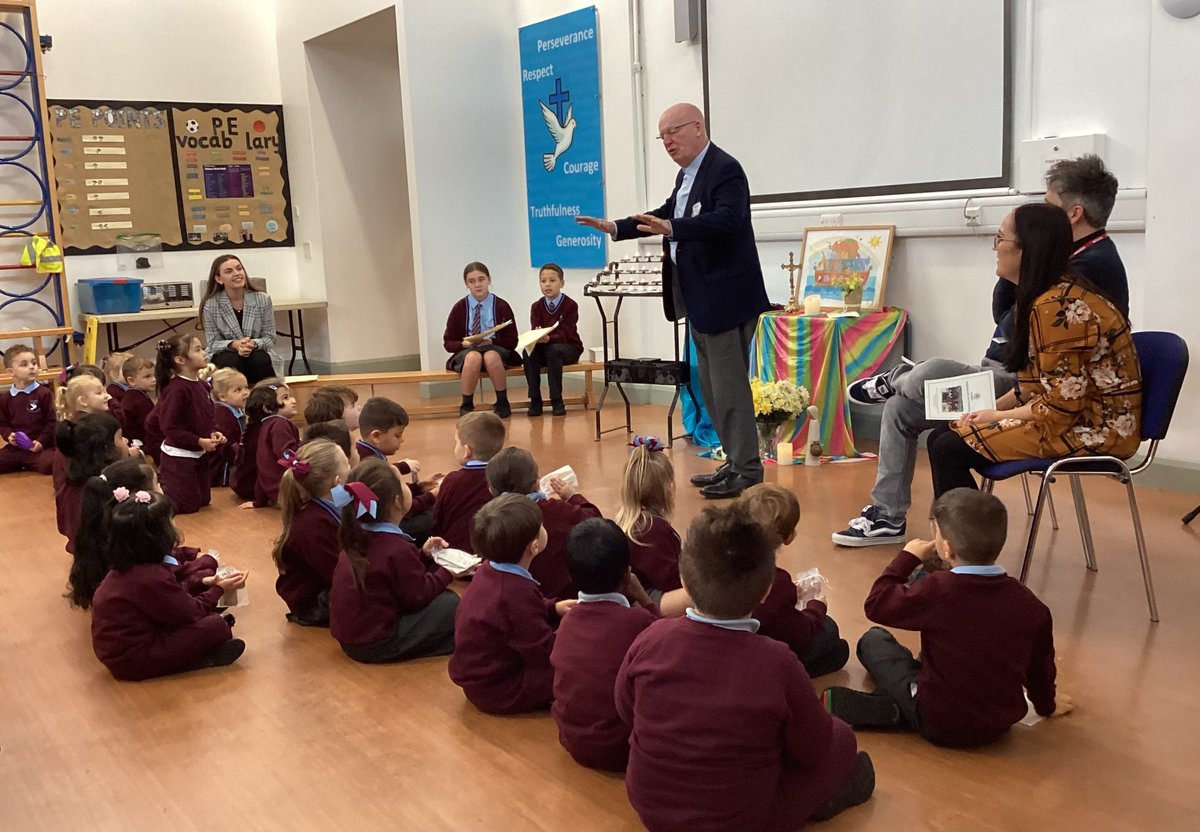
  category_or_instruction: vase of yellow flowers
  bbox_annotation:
[750,377,811,460]
[831,272,867,312]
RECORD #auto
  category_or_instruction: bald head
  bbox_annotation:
[657,102,708,168]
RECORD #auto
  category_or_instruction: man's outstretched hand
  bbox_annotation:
[575,216,615,235]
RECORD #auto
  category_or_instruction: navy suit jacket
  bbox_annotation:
[613,143,769,334]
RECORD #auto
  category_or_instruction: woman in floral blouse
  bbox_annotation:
[927,202,1142,496]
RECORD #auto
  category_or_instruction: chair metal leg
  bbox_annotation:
[1021,473,1033,515]
[1068,476,1098,572]
[1018,477,1053,585]
[1124,480,1160,622]
[982,478,995,495]
[1046,478,1059,530]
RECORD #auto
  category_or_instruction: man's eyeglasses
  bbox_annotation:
[992,235,1019,250]
[656,120,700,141]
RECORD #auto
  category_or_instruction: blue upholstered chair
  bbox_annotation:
[979,332,1189,622]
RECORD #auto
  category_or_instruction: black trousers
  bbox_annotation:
[856,626,923,732]
[212,348,275,385]
[796,615,850,678]
[927,422,992,497]
[524,342,582,402]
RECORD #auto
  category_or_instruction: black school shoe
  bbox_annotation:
[493,400,512,419]
[551,399,566,416]
[810,751,876,822]
[209,638,246,668]
[527,399,543,417]
[699,472,758,499]
[690,463,731,487]
[822,687,902,728]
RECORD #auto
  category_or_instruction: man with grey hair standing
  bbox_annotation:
[577,103,770,498]
[833,155,1128,546]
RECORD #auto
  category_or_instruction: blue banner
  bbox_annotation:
[518,7,606,269]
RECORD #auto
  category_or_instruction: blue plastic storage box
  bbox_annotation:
[77,278,144,315]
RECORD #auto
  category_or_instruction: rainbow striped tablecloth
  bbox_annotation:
[751,308,908,458]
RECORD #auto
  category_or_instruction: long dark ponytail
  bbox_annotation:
[57,413,123,485]
[1004,203,1075,373]
[337,458,405,590]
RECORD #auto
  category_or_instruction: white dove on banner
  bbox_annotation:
[540,100,576,172]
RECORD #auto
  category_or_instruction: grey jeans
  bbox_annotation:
[693,319,764,480]
[870,358,1014,523]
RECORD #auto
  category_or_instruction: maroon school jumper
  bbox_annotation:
[169,547,219,595]
[354,439,435,517]
[442,295,521,368]
[430,465,491,552]
[119,388,154,448]
[529,293,584,355]
[60,481,84,554]
[628,514,683,593]
[276,499,340,620]
[231,419,260,501]
[253,414,299,507]
[105,382,127,432]
[551,598,658,771]
[529,493,603,601]
[755,567,829,658]
[616,617,859,832]
[448,562,558,714]
[53,429,70,537]
[0,382,56,475]
[211,403,244,488]
[156,376,216,514]
[143,406,163,465]
[91,562,232,681]
[329,529,453,648]
[865,550,1058,747]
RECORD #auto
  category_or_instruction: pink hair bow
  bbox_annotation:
[345,481,379,520]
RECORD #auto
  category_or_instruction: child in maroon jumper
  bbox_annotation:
[273,439,350,626]
[209,368,249,487]
[246,378,299,507]
[524,262,584,417]
[448,493,576,714]
[303,384,361,432]
[53,374,115,537]
[155,334,227,514]
[102,351,132,432]
[614,439,692,617]
[443,261,521,418]
[91,490,247,681]
[741,483,850,678]
[431,411,506,552]
[551,518,658,772]
[329,458,459,663]
[0,344,56,475]
[823,489,1070,748]
[118,357,156,449]
[617,502,873,832]
[353,396,435,541]
[56,413,129,554]
[485,446,601,602]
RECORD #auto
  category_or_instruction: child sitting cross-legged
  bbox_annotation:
[551,518,659,772]
[448,493,576,715]
[430,411,505,552]
[354,396,435,542]
[616,501,874,832]
[823,488,1070,748]
[740,483,850,678]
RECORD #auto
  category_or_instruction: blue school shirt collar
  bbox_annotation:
[685,607,760,633]
[217,401,245,419]
[360,521,414,541]
[527,491,548,502]
[489,561,537,583]
[578,591,629,607]
[9,381,39,396]
[112,381,129,391]
[466,293,496,332]
[462,459,488,469]
[950,564,1007,576]
[356,439,386,460]
[543,294,564,314]
[162,554,180,566]
[313,497,342,523]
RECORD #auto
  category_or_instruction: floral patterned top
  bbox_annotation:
[954,281,1142,463]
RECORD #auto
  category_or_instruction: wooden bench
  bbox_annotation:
[287,362,603,419]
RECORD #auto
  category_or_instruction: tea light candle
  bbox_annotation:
[803,294,822,316]
[775,441,793,466]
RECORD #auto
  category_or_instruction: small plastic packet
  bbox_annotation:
[539,465,578,496]
[215,565,249,608]
[431,546,482,578]
[794,568,829,607]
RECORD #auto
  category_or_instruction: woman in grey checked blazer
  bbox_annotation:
[199,255,284,384]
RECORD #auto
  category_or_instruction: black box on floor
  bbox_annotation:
[604,358,687,386]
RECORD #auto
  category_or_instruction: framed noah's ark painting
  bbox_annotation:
[797,225,895,311]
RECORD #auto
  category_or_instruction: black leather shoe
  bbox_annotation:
[459,403,474,416]
[527,400,543,417]
[690,463,731,487]
[700,473,759,499]
[493,400,512,419]
[551,399,566,416]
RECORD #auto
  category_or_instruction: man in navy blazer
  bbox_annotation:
[577,103,769,498]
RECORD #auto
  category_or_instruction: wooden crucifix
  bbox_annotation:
[781,251,802,313]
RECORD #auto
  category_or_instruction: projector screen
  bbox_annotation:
[702,0,1010,202]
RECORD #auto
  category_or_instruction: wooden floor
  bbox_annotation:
[3,403,1199,831]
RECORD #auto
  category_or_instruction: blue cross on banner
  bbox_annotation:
[519,7,606,269]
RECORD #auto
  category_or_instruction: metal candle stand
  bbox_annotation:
[584,255,696,447]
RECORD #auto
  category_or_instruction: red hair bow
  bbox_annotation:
[278,449,311,479]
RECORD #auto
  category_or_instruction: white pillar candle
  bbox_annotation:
[803,295,822,316]
[776,441,793,466]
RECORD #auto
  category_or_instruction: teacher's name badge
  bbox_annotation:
[691,202,702,217]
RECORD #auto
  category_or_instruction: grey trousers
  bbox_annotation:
[340,590,458,664]
[870,358,1014,523]
[693,318,763,480]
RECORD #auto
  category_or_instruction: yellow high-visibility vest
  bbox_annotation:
[18,236,64,273]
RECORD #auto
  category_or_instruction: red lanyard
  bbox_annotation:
[1071,232,1108,258]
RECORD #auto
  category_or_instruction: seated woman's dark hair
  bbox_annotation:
[56,412,123,485]
[1004,203,1076,374]
[106,491,181,572]
[67,458,159,609]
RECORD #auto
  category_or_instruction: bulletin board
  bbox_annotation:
[48,100,295,254]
